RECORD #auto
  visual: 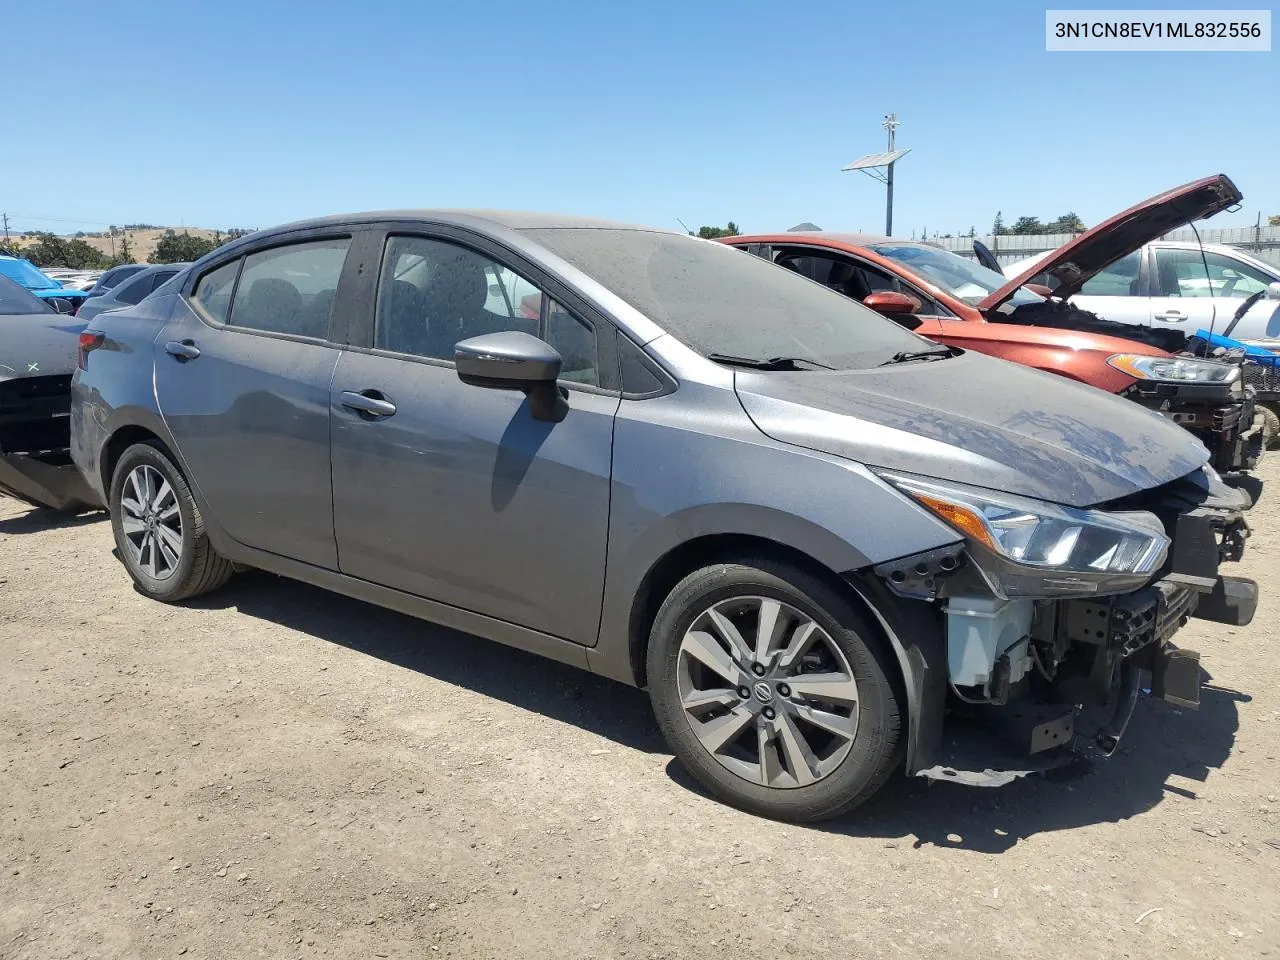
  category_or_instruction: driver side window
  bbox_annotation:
[773,249,943,319]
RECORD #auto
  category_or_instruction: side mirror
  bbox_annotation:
[862,290,921,316]
[1267,282,1280,301]
[48,297,75,315]
[455,331,568,422]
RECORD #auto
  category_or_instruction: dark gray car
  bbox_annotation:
[76,263,190,322]
[85,263,150,299]
[0,274,99,510]
[69,211,1258,821]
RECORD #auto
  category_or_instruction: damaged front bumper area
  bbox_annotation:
[1129,377,1265,482]
[872,466,1256,787]
[0,374,101,512]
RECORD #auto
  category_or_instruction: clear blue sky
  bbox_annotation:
[5,0,1277,237]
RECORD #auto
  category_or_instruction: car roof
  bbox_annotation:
[726,231,933,250]
[255,209,674,238]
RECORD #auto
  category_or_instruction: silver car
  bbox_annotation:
[70,211,1257,821]
[1005,240,1280,346]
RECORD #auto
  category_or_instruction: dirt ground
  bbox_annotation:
[2,461,1278,960]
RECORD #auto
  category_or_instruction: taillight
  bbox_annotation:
[77,331,105,370]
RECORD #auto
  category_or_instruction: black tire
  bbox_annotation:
[109,441,234,602]
[647,556,903,822]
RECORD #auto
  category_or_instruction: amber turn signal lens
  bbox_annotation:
[912,493,998,552]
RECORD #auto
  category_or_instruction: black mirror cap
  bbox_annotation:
[48,297,76,315]
[455,331,562,389]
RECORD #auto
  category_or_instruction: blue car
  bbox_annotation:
[0,255,91,312]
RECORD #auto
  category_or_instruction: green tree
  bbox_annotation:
[63,238,110,269]
[149,230,217,264]
[1269,214,1280,226]
[1045,211,1086,233]
[992,211,1005,236]
[1009,215,1046,235]
[694,221,741,239]
[19,232,72,267]
[106,232,136,267]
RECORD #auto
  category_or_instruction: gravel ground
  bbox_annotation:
[2,459,1278,960]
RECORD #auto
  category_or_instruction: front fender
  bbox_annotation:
[591,391,961,683]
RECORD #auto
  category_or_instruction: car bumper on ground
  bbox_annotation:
[0,452,102,511]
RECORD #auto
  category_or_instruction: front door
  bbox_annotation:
[329,231,618,645]
[154,235,355,568]
[1147,246,1280,341]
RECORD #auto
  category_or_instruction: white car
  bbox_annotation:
[1001,241,1280,346]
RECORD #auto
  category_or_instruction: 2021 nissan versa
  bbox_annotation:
[70,212,1258,822]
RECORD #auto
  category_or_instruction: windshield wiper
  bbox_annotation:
[707,353,833,371]
[878,346,957,367]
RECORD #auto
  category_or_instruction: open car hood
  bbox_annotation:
[978,174,1242,312]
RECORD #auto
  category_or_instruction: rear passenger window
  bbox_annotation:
[114,273,155,305]
[192,260,240,324]
[228,238,350,337]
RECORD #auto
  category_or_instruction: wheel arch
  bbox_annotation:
[101,424,172,496]
[619,533,947,777]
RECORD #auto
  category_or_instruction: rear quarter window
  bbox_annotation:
[192,260,241,324]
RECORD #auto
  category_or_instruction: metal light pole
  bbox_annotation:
[882,113,899,235]
[842,114,910,237]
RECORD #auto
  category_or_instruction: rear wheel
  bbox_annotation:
[647,557,903,822]
[109,442,234,602]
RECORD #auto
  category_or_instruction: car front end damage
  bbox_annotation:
[855,463,1255,786]
[1110,354,1265,481]
[0,372,100,511]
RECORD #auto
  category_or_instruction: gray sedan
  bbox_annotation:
[76,263,190,323]
[69,211,1256,820]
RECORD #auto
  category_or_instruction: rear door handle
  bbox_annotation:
[1153,310,1186,322]
[165,339,201,360]
[340,390,397,419]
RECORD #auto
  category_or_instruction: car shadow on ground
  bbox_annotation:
[187,570,667,755]
[0,506,106,535]
[190,569,1244,851]
[663,681,1245,851]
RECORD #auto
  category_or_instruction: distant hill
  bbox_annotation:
[7,227,223,265]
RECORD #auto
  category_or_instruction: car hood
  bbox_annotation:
[0,313,86,381]
[31,287,89,301]
[733,350,1209,508]
[978,174,1243,312]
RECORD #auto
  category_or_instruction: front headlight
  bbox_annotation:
[1107,353,1240,384]
[880,472,1169,577]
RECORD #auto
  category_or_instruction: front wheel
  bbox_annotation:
[109,442,234,602]
[647,558,903,822]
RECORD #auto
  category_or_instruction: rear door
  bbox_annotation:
[154,231,358,568]
[328,225,619,645]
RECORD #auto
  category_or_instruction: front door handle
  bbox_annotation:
[340,390,397,419]
[1153,310,1187,322]
[165,339,201,361]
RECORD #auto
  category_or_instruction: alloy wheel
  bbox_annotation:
[119,464,184,581]
[676,596,859,788]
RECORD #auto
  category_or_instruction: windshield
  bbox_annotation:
[520,228,931,369]
[0,258,59,291]
[0,274,53,315]
[869,243,1043,308]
